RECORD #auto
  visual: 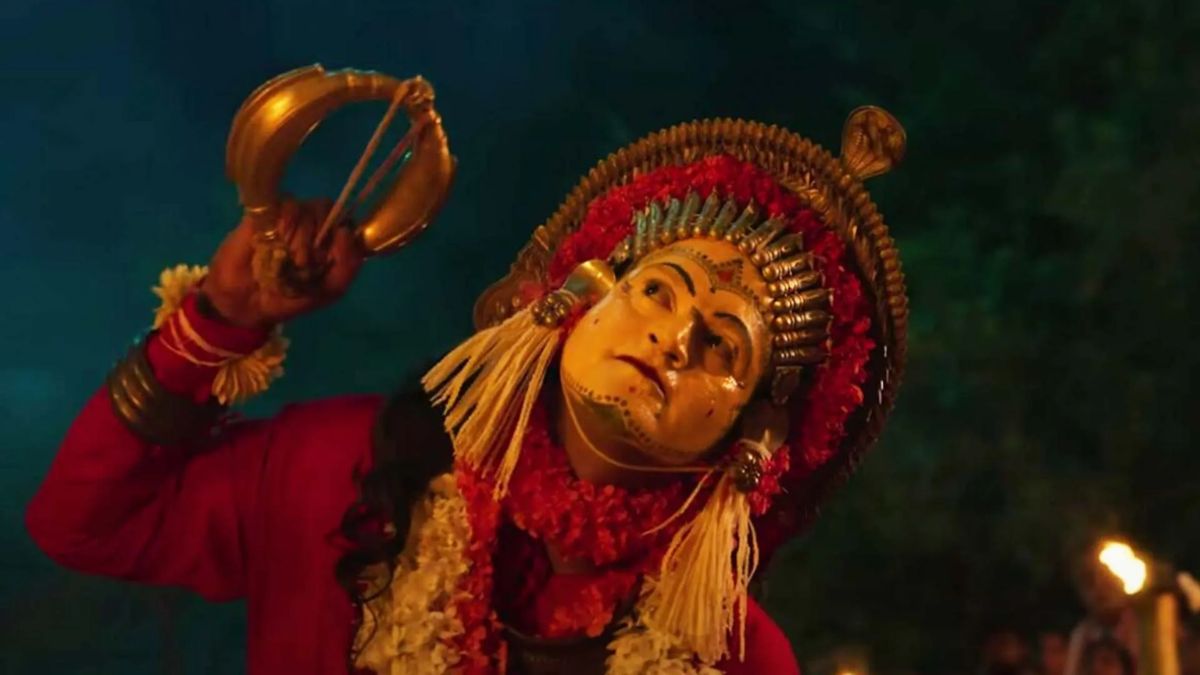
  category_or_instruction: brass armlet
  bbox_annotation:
[106,341,224,446]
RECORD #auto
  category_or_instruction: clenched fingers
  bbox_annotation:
[323,224,365,295]
[286,205,318,272]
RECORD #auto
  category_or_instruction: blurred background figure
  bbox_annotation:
[980,628,1035,675]
[1064,542,1200,675]
[1078,638,1133,675]
[1039,631,1069,675]
[1064,547,1138,675]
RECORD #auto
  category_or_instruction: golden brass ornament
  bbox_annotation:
[840,106,906,181]
[729,401,791,492]
[530,259,616,327]
[108,343,224,445]
[226,64,456,292]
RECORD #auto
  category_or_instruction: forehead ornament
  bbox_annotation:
[606,190,832,404]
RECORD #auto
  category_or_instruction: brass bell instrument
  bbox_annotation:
[226,65,455,256]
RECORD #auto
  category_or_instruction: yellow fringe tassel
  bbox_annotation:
[642,471,759,665]
[421,308,561,497]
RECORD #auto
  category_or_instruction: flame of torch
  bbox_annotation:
[1099,541,1148,595]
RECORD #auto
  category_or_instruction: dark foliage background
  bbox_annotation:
[2,1,1197,673]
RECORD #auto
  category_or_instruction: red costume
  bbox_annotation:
[26,294,797,674]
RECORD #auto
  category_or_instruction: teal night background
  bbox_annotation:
[2,0,1198,672]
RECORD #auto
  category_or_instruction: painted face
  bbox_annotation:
[560,238,772,465]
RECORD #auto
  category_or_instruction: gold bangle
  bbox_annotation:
[107,341,224,445]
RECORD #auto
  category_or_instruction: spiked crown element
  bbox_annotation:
[607,190,831,403]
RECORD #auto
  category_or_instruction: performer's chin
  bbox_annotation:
[563,371,695,467]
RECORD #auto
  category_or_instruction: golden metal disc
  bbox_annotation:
[226,64,456,256]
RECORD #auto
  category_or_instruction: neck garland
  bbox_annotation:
[354,398,707,675]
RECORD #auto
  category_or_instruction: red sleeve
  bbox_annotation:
[719,598,801,675]
[26,391,272,601]
[25,294,273,601]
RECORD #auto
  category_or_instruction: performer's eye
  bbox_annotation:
[704,333,723,348]
[640,277,672,310]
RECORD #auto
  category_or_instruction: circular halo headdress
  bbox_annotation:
[424,108,908,663]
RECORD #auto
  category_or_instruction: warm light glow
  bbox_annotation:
[1098,540,1148,595]
[266,94,295,124]
[837,670,858,675]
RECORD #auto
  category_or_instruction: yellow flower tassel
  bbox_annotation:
[422,307,561,497]
[151,264,289,405]
[641,471,759,665]
[152,265,207,330]
[210,329,288,405]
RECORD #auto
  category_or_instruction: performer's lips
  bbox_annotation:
[615,356,667,401]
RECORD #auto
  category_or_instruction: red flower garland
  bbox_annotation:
[451,403,691,668]
[453,465,505,675]
[505,405,687,566]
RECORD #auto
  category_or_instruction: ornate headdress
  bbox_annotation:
[424,108,908,663]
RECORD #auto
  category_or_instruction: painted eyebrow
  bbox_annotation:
[655,262,696,296]
[713,311,752,350]
[713,311,754,378]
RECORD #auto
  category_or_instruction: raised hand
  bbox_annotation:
[199,199,365,329]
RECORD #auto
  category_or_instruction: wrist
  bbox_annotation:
[146,293,273,403]
[180,292,273,354]
[194,288,234,324]
[196,278,276,332]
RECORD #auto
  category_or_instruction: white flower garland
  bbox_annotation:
[607,616,722,675]
[354,473,473,675]
[353,473,716,675]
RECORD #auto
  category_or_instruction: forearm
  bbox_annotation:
[25,292,271,597]
[27,384,200,567]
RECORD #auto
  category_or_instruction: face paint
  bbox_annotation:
[559,238,771,465]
